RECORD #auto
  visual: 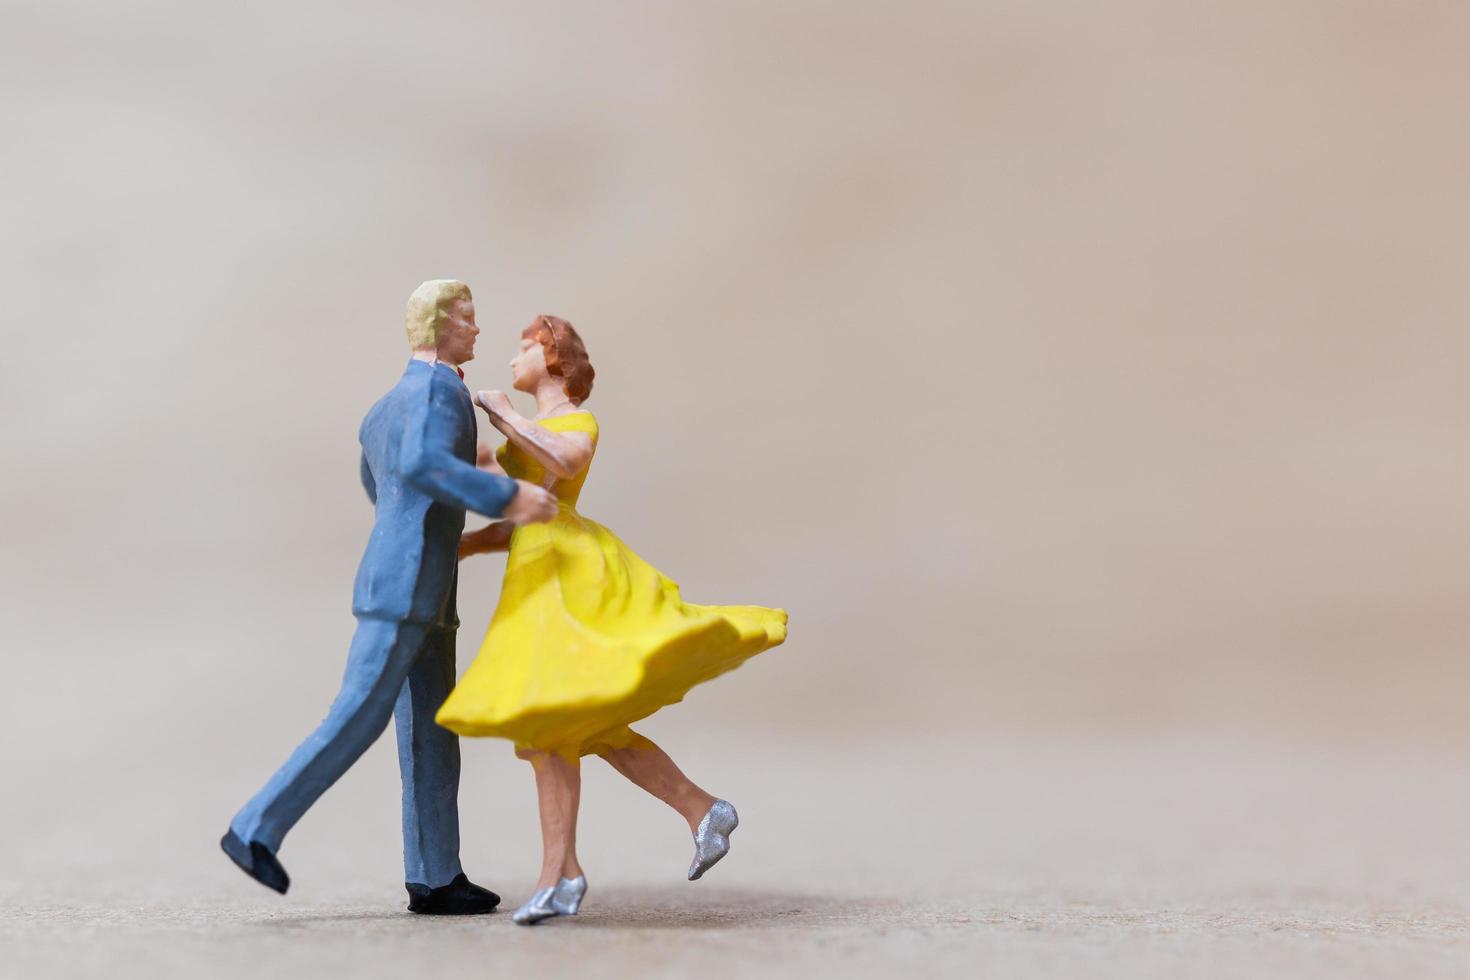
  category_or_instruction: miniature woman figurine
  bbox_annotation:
[438,315,787,926]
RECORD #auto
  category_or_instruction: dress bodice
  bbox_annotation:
[496,411,599,508]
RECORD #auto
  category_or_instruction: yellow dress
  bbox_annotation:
[436,411,787,755]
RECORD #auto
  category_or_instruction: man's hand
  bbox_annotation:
[501,480,557,523]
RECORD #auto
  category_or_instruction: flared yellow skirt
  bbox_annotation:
[436,507,787,755]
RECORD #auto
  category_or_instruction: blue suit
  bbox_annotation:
[230,360,518,887]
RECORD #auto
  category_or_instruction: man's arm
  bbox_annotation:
[360,452,377,505]
[400,380,523,518]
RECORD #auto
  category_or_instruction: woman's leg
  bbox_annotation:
[596,731,717,833]
[518,748,584,888]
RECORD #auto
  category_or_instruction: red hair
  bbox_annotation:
[523,315,594,405]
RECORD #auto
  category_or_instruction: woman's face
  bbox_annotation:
[510,327,549,393]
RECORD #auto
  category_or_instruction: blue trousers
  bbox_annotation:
[229,617,464,887]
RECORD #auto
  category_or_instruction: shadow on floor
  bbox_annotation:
[559,887,856,930]
[254,888,902,931]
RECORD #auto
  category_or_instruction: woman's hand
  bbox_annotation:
[476,390,518,427]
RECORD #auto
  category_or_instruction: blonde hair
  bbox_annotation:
[404,279,472,348]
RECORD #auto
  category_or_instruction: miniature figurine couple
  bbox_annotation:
[221,280,786,925]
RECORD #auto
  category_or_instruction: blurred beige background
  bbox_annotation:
[3,2,1470,977]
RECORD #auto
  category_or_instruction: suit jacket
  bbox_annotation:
[352,359,519,625]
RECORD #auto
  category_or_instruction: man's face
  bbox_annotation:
[437,298,479,364]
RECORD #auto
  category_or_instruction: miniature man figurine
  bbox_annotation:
[221,280,557,913]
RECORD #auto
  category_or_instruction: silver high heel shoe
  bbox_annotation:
[512,876,587,925]
[688,800,738,880]
[511,887,559,925]
[552,875,587,914]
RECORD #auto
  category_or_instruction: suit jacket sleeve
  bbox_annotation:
[399,377,520,517]
[360,452,377,504]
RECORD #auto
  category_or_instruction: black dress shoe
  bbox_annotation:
[406,873,500,915]
[220,829,290,895]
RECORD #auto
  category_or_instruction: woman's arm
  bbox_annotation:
[459,520,515,560]
[476,391,594,480]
